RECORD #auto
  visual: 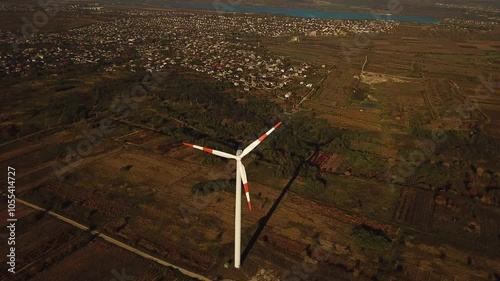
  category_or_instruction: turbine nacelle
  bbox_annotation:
[236,149,243,161]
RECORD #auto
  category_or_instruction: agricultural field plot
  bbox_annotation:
[0,129,77,164]
[299,173,401,221]
[481,105,500,136]
[0,116,138,175]
[475,207,500,249]
[362,51,416,77]
[396,234,500,281]
[234,193,401,281]
[58,148,201,202]
[373,37,486,56]
[0,212,94,281]
[121,108,182,131]
[121,212,222,272]
[422,78,483,130]
[28,140,122,192]
[478,215,499,249]
[410,51,500,83]
[0,127,71,159]
[46,181,131,218]
[0,126,125,194]
[469,96,500,108]
[140,135,182,154]
[312,153,345,172]
[304,101,383,131]
[363,36,498,100]
[266,37,356,67]
[0,11,119,33]
[423,63,496,84]
[19,146,223,273]
[28,238,197,281]
[374,79,428,127]
[316,111,382,131]
[432,193,500,252]
[393,188,435,231]
[312,68,356,107]
[349,141,398,159]
[432,205,479,244]
[423,79,450,119]
[404,266,436,281]
[402,264,456,281]
[114,130,161,145]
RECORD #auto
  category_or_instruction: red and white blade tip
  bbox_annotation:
[243,181,252,211]
[257,122,283,142]
[240,121,283,158]
[183,142,236,159]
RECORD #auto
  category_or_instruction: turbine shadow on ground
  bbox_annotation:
[240,160,304,264]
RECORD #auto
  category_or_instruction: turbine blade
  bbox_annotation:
[183,143,236,159]
[240,121,282,158]
[238,161,252,211]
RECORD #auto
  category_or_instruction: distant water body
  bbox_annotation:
[165,3,441,24]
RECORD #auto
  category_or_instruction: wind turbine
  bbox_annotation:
[183,121,282,268]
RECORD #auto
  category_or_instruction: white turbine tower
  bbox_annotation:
[183,121,282,268]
